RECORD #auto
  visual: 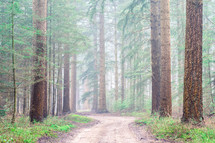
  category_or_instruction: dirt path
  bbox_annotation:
[59,115,165,143]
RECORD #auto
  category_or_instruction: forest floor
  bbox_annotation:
[47,113,168,143]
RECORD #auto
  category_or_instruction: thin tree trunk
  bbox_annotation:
[11,0,17,124]
[63,45,70,113]
[182,0,203,123]
[52,42,56,116]
[114,4,118,102]
[48,0,52,116]
[23,87,27,115]
[30,0,47,122]
[121,40,125,103]
[57,45,63,116]
[70,54,77,113]
[159,0,172,117]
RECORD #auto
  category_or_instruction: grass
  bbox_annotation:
[135,113,215,143]
[0,114,92,143]
[64,114,92,123]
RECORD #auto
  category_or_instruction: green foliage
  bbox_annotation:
[0,114,91,143]
[136,114,215,143]
[0,108,6,117]
[64,114,92,123]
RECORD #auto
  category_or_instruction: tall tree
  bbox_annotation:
[97,3,108,113]
[151,0,161,114]
[182,0,203,123]
[114,3,119,102]
[11,0,17,124]
[92,15,98,112]
[63,45,70,113]
[30,0,47,122]
[70,54,77,113]
[159,0,172,117]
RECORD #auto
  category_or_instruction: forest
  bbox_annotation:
[0,0,215,142]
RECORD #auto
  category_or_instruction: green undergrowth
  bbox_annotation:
[135,114,215,143]
[0,114,92,143]
[64,114,92,123]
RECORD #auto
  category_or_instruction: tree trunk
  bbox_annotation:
[23,87,27,115]
[63,45,70,113]
[159,0,172,117]
[182,0,203,123]
[57,46,63,116]
[48,0,52,116]
[114,4,118,102]
[121,40,125,103]
[92,15,98,112]
[52,42,56,116]
[70,54,77,113]
[151,0,161,114]
[11,0,17,124]
[97,8,108,113]
[30,0,47,122]
[43,0,48,119]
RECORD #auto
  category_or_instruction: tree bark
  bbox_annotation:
[70,54,77,113]
[63,45,70,113]
[182,0,203,123]
[97,8,108,113]
[92,15,98,112]
[57,46,63,116]
[114,4,119,102]
[159,0,172,117]
[52,42,56,116]
[151,0,161,114]
[30,0,47,122]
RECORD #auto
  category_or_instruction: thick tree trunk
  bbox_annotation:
[70,54,77,113]
[182,0,203,123]
[159,0,172,117]
[97,10,108,113]
[30,0,47,122]
[151,0,161,114]
[63,45,70,113]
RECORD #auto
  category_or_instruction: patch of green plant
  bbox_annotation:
[64,114,92,123]
[0,115,76,143]
[136,115,215,143]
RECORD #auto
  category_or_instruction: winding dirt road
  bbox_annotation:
[58,115,164,143]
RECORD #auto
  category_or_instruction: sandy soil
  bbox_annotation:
[58,115,168,143]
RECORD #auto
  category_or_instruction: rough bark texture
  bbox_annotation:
[70,54,77,113]
[97,11,108,113]
[63,46,70,113]
[30,0,47,122]
[159,0,172,117]
[151,0,161,114]
[182,0,203,123]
